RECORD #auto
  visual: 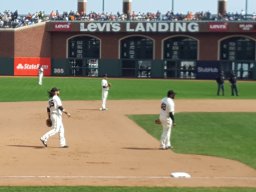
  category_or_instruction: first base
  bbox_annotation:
[170,172,191,178]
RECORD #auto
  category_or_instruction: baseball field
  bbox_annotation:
[0,76,255,191]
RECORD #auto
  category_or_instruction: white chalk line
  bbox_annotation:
[0,175,256,180]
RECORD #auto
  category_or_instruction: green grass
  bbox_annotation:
[0,77,255,101]
[0,187,255,192]
[129,112,256,169]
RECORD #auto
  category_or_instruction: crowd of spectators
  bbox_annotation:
[50,10,256,22]
[1,9,256,28]
[0,10,48,28]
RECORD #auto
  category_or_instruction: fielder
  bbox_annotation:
[40,87,71,148]
[100,74,111,111]
[159,90,176,150]
[38,65,44,85]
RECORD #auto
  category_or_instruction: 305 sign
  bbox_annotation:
[53,68,65,74]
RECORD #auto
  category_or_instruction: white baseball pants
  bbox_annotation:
[102,90,109,109]
[41,114,66,147]
[160,117,173,149]
[38,73,43,85]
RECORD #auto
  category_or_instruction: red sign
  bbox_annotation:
[53,22,71,31]
[14,57,51,76]
[208,22,228,32]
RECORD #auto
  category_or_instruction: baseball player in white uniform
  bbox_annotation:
[40,87,71,148]
[159,90,176,150]
[100,74,110,111]
[38,65,44,85]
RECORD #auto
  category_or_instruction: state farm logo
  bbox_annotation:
[208,22,228,32]
[54,22,71,31]
[16,63,48,70]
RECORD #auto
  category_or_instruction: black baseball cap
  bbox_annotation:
[50,87,60,92]
[167,90,176,96]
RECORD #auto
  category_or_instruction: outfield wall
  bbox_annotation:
[0,21,256,79]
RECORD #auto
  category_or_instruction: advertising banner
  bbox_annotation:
[14,57,51,76]
[53,22,72,31]
[208,22,228,32]
[196,61,220,79]
[79,22,199,32]
[46,21,256,33]
[237,23,255,32]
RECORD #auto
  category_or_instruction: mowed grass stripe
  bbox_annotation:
[0,77,256,101]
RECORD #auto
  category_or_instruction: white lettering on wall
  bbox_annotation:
[80,22,199,32]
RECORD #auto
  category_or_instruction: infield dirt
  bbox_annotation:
[0,99,255,187]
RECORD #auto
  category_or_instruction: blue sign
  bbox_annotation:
[196,61,220,79]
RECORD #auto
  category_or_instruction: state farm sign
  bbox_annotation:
[208,22,228,32]
[14,57,51,76]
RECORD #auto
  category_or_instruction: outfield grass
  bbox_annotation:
[129,112,256,169]
[0,76,255,101]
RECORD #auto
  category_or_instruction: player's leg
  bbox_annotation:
[40,114,59,144]
[38,74,42,85]
[58,117,67,147]
[102,90,108,109]
[234,85,238,96]
[104,91,109,109]
[221,84,224,96]
[217,84,220,95]
[231,85,235,96]
[166,119,173,148]
[160,120,168,149]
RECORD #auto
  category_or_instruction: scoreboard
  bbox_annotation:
[221,37,255,60]
[121,37,153,59]
[68,36,100,58]
[163,37,197,60]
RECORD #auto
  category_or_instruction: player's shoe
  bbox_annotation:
[61,145,69,148]
[100,108,108,111]
[160,146,173,150]
[40,138,47,147]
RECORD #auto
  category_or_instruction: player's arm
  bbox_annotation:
[58,106,71,117]
[102,80,109,88]
[47,107,50,119]
[169,112,175,123]
[102,82,108,88]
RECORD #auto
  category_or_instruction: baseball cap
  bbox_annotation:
[167,90,176,96]
[50,87,60,92]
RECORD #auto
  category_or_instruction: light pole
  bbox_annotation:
[245,0,248,16]
[102,0,105,13]
[171,0,174,13]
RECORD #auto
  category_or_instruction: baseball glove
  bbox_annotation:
[108,83,112,88]
[46,118,52,127]
[155,119,161,125]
